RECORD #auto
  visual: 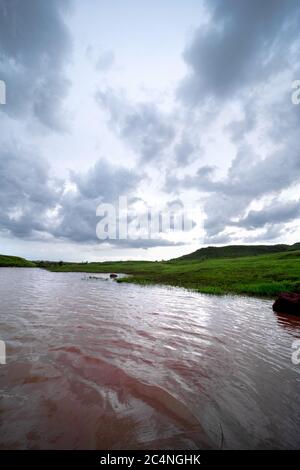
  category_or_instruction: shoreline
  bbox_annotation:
[40,250,300,298]
[1,249,300,299]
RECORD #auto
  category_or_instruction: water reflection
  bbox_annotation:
[275,312,300,337]
[0,268,300,450]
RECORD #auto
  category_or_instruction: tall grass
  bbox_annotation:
[41,250,300,298]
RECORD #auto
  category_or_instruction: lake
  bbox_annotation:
[0,268,299,449]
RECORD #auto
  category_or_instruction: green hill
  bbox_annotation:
[175,243,300,261]
[0,254,36,268]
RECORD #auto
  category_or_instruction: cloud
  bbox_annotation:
[243,223,288,243]
[238,199,300,230]
[202,231,232,246]
[102,238,186,249]
[96,88,175,163]
[179,0,300,104]
[71,159,140,201]
[0,143,62,239]
[174,136,196,167]
[167,138,300,238]
[0,142,140,244]
[1,1,300,255]
[86,46,115,72]
[95,50,115,71]
[0,140,189,248]
[53,160,143,244]
[198,135,300,239]
[0,0,72,131]
[168,0,300,242]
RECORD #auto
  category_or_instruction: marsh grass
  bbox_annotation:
[40,250,300,297]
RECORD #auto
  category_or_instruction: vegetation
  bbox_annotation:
[2,243,299,297]
[0,254,36,268]
[175,242,300,261]
[38,248,300,298]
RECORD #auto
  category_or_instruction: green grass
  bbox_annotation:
[2,245,298,298]
[0,254,36,268]
[39,250,300,298]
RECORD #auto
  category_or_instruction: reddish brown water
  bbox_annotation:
[0,268,300,449]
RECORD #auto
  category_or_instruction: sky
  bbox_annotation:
[0,0,300,261]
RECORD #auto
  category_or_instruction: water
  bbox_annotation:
[0,268,299,449]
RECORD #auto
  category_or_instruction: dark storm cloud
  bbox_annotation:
[179,0,300,103]
[212,143,300,198]
[2,0,300,251]
[243,223,287,243]
[168,0,300,242]
[53,166,192,247]
[53,195,185,248]
[71,159,140,201]
[52,194,100,244]
[204,223,288,246]
[205,139,300,235]
[168,140,300,237]
[0,144,63,239]
[202,231,231,246]
[53,159,142,243]
[238,199,300,230]
[96,88,175,163]
[0,143,181,248]
[0,143,139,243]
[0,0,72,130]
[168,0,300,241]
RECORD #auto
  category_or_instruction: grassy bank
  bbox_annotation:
[39,250,300,297]
[0,254,36,268]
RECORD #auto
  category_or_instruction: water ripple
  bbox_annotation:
[0,268,300,449]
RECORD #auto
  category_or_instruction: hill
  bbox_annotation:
[0,254,36,268]
[175,243,300,261]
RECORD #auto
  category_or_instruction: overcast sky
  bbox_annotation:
[0,0,300,261]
